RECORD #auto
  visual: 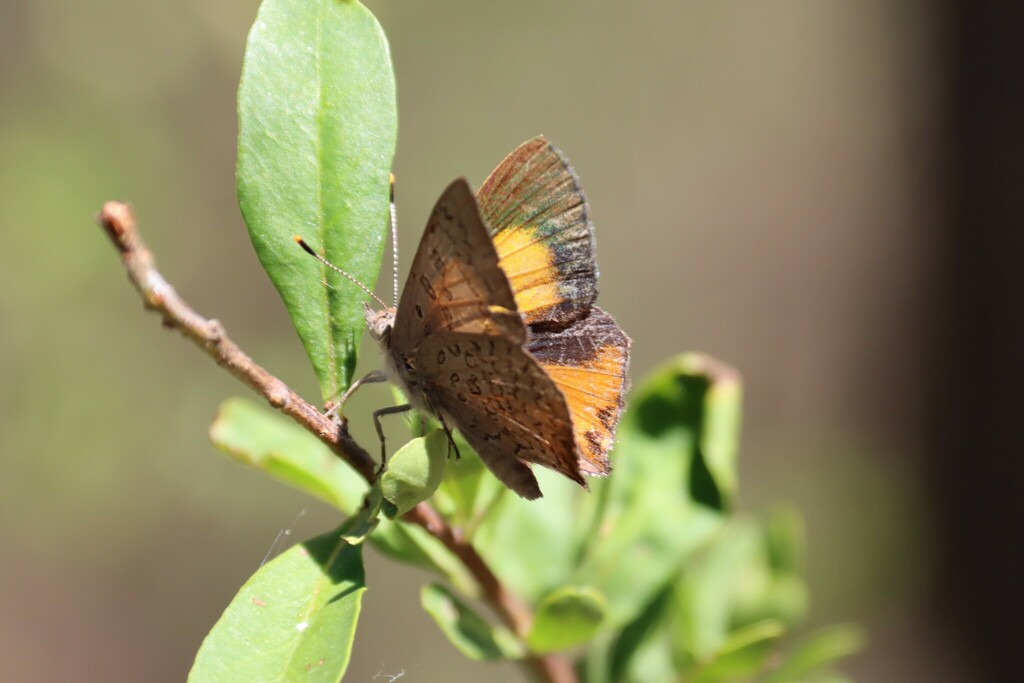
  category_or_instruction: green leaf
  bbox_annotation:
[210,398,478,592]
[370,519,479,596]
[733,573,809,630]
[527,586,607,654]
[685,354,742,506]
[765,504,806,575]
[674,520,763,662]
[607,586,677,683]
[573,354,740,628]
[473,469,585,603]
[420,583,525,661]
[189,525,366,683]
[764,625,865,683]
[237,0,397,401]
[380,430,448,517]
[433,432,504,536]
[340,484,384,545]
[210,397,365,512]
[690,619,784,683]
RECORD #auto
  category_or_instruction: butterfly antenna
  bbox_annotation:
[293,236,388,309]
[389,173,399,307]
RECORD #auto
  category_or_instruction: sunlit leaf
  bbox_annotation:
[765,504,806,575]
[210,397,364,512]
[210,398,476,592]
[189,525,365,683]
[473,469,585,603]
[237,0,397,400]
[675,520,763,662]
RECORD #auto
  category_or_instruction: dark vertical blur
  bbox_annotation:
[930,4,1024,681]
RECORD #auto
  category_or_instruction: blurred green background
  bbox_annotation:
[0,1,964,681]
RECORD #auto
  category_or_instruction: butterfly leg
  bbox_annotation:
[372,403,413,471]
[325,369,388,421]
[436,414,462,461]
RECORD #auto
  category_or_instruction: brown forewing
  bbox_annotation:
[392,178,522,351]
[391,178,582,498]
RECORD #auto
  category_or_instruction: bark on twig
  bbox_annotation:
[96,201,577,683]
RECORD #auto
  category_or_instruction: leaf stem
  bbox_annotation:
[96,202,577,683]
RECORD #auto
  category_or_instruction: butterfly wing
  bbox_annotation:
[479,137,631,476]
[414,333,583,500]
[393,179,523,347]
[478,136,597,327]
[391,178,582,499]
[526,307,630,475]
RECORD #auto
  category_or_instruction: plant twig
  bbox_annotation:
[96,201,577,683]
[97,201,378,482]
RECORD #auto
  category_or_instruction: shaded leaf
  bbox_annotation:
[380,430,448,517]
[675,520,763,662]
[764,625,865,683]
[340,484,384,545]
[189,525,365,683]
[473,469,585,603]
[608,586,677,683]
[238,0,397,400]
[434,431,504,537]
[420,583,525,661]
[765,504,806,575]
[573,354,741,628]
[527,586,607,654]
[371,519,479,596]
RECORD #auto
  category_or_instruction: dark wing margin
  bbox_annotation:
[479,136,598,328]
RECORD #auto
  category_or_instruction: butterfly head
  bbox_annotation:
[364,303,396,344]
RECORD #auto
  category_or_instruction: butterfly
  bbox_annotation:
[305,137,630,499]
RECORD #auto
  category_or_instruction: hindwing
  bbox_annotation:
[415,332,583,500]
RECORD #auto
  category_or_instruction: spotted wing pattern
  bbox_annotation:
[389,178,583,499]
[392,178,522,349]
[415,333,583,500]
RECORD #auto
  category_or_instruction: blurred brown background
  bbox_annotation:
[2,1,1019,681]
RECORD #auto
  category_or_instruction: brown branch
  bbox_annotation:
[97,201,577,683]
[97,201,377,482]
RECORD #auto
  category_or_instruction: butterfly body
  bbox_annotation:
[369,137,630,499]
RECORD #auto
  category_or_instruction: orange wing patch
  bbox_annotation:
[491,225,563,325]
[480,136,597,328]
[527,307,631,476]
[540,344,628,475]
